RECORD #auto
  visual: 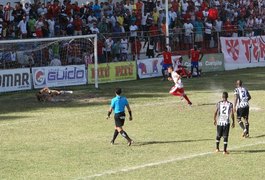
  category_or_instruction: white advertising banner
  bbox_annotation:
[220,36,265,70]
[137,56,181,79]
[0,68,32,92]
[32,65,87,88]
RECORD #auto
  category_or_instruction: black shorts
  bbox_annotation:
[237,106,249,119]
[114,112,126,127]
[217,124,230,138]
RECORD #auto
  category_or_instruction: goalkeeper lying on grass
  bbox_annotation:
[36,87,73,102]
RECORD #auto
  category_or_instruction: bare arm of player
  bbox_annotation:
[126,104,133,121]
[107,108,113,119]
[213,108,218,126]
[247,91,251,101]
[231,108,235,128]
[233,94,238,113]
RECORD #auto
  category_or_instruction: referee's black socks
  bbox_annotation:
[120,130,131,141]
[112,130,119,142]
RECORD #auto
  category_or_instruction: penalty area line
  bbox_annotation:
[76,141,265,180]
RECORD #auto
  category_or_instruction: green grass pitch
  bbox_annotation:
[1,67,265,180]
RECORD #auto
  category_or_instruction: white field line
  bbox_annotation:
[75,141,265,180]
[0,100,183,127]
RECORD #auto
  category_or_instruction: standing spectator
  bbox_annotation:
[120,37,129,61]
[129,21,138,42]
[50,55,62,66]
[183,19,194,50]
[223,18,233,37]
[131,36,142,60]
[90,22,99,34]
[73,15,82,36]
[93,0,102,20]
[17,16,27,38]
[237,17,246,37]
[47,17,55,37]
[3,2,13,23]
[27,15,36,37]
[103,36,114,62]
[193,17,204,48]
[168,7,177,28]
[0,4,3,39]
[112,40,121,62]
[146,39,155,58]
[214,16,223,37]
[37,3,47,17]
[204,19,213,49]
[35,16,44,38]
[98,16,109,34]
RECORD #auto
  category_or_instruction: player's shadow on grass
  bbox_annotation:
[230,149,265,154]
[197,103,216,106]
[250,134,265,138]
[0,116,30,121]
[135,138,212,146]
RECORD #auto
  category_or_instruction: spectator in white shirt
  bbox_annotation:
[183,19,194,49]
[50,55,62,66]
[17,16,27,38]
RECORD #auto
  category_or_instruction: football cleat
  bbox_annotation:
[128,140,134,146]
[215,149,220,153]
[223,151,229,155]
[110,140,114,145]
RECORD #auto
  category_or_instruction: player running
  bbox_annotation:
[167,66,192,106]
[214,92,235,154]
[107,88,133,146]
[234,80,251,138]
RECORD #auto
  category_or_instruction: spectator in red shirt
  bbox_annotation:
[131,37,142,60]
[73,15,82,35]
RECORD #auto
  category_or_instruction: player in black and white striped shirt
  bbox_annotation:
[234,80,251,138]
[214,92,235,154]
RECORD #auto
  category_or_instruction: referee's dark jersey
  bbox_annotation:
[111,95,129,114]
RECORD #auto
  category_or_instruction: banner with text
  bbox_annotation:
[137,54,224,79]
[0,68,32,92]
[181,54,225,72]
[220,36,265,70]
[87,61,137,83]
[32,65,87,88]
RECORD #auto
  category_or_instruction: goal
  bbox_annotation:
[0,34,99,88]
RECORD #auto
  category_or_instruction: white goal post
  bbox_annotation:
[0,34,99,88]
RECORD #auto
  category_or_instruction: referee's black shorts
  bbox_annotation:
[114,112,126,127]
[237,106,249,119]
[217,124,230,138]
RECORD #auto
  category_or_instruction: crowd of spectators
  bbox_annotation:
[0,0,265,66]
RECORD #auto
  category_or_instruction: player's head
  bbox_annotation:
[236,80,243,87]
[167,66,173,73]
[115,88,122,95]
[194,45,198,50]
[222,92,228,100]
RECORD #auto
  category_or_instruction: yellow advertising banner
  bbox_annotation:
[87,61,137,84]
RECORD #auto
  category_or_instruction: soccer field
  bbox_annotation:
[1,67,265,180]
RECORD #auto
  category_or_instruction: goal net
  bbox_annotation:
[0,34,99,88]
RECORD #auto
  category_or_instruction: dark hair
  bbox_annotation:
[237,80,243,86]
[222,92,228,99]
[115,88,122,95]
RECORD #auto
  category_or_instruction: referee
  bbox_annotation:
[107,88,133,146]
